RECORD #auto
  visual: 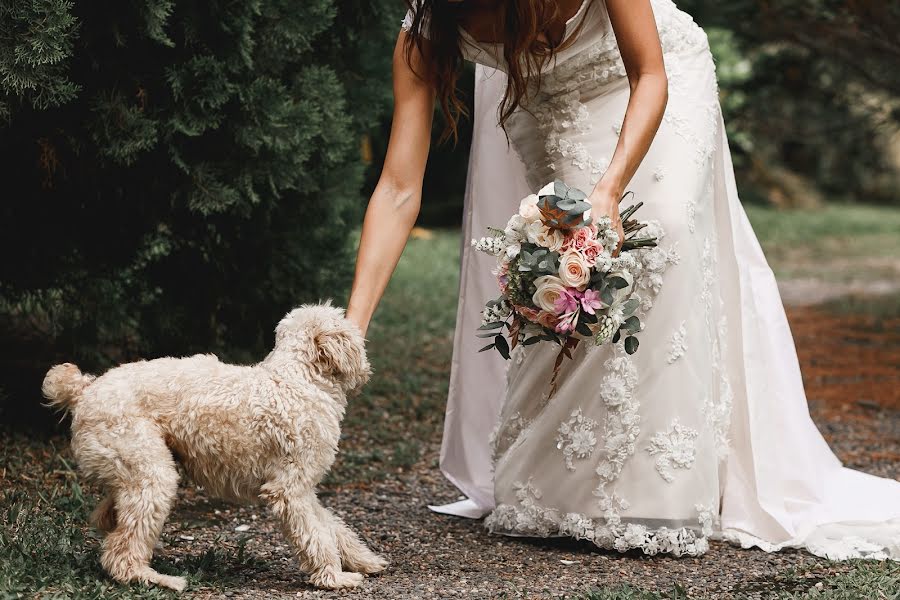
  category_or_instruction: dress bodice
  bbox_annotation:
[401,1,708,90]
[401,1,712,190]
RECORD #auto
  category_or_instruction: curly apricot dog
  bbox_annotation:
[42,303,386,591]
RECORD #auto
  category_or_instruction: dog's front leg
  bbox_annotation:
[312,503,388,575]
[262,482,363,590]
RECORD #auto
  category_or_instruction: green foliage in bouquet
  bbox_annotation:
[0,0,398,427]
[537,180,593,230]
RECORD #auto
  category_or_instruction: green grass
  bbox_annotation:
[744,203,900,282]
[328,231,462,484]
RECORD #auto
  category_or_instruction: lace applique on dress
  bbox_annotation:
[486,478,711,556]
[646,419,699,483]
[667,321,688,364]
[556,408,599,471]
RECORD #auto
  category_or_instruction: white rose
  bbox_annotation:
[532,275,567,313]
[524,221,565,252]
[558,251,591,290]
[518,194,541,223]
[524,220,544,244]
[535,225,565,252]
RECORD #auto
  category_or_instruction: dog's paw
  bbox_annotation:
[310,569,364,589]
[345,551,388,575]
[152,573,187,592]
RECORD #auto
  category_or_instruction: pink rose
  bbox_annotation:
[563,226,594,252]
[580,239,602,263]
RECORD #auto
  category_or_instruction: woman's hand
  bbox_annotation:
[588,188,625,256]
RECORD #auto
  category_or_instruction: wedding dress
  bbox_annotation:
[403,0,900,559]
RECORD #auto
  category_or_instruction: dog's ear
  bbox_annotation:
[313,322,371,393]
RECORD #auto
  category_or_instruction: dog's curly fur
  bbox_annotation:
[42,303,386,592]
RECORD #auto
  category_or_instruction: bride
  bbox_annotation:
[346,0,900,559]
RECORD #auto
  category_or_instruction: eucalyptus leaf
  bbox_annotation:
[554,180,568,197]
[478,322,505,330]
[478,343,496,353]
[612,330,621,344]
[569,201,591,214]
[622,315,641,334]
[557,199,577,210]
[495,334,510,360]
[608,276,629,290]
[601,287,614,305]
[624,336,639,355]
[621,299,640,315]
[567,188,587,201]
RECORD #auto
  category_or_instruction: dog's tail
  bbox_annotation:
[42,363,94,413]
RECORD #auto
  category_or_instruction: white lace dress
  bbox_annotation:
[404,0,900,560]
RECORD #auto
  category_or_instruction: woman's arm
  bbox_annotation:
[589,0,668,250]
[346,32,435,336]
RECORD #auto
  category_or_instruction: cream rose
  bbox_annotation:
[518,194,541,223]
[537,228,565,252]
[532,275,567,313]
[558,250,591,290]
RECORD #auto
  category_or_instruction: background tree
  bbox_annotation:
[678,0,900,207]
[0,0,401,428]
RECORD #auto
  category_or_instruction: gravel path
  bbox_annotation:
[148,306,898,599]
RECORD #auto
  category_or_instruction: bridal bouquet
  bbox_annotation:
[473,180,658,393]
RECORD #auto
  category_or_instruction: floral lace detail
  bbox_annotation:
[653,167,666,182]
[558,139,610,184]
[646,419,699,483]
[699,237,715,327]
[632,221,680,312]
[485,478,560,537]
[502,0,712,190]
[486,479,710,557]
[535,0,708,99]
[698,227,734,459]
[667,321,688,364]
[663,109,717,168]
[705,314,734,459]
[512,343,526,366]
[555,409,599,471]
[591,345,641,520]
[489,411,526,462]
[695,502,719,537]
[686,193,698,233]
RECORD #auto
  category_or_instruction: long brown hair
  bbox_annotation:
[403,0,587,143]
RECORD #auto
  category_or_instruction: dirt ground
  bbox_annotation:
[134,305,899,599]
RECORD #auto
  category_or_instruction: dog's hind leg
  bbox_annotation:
[313,504,387,575]
[90,494,117,533]
[100,424,186,592]
[262,476,363,590]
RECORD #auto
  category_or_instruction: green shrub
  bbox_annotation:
[0,0,400,427]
